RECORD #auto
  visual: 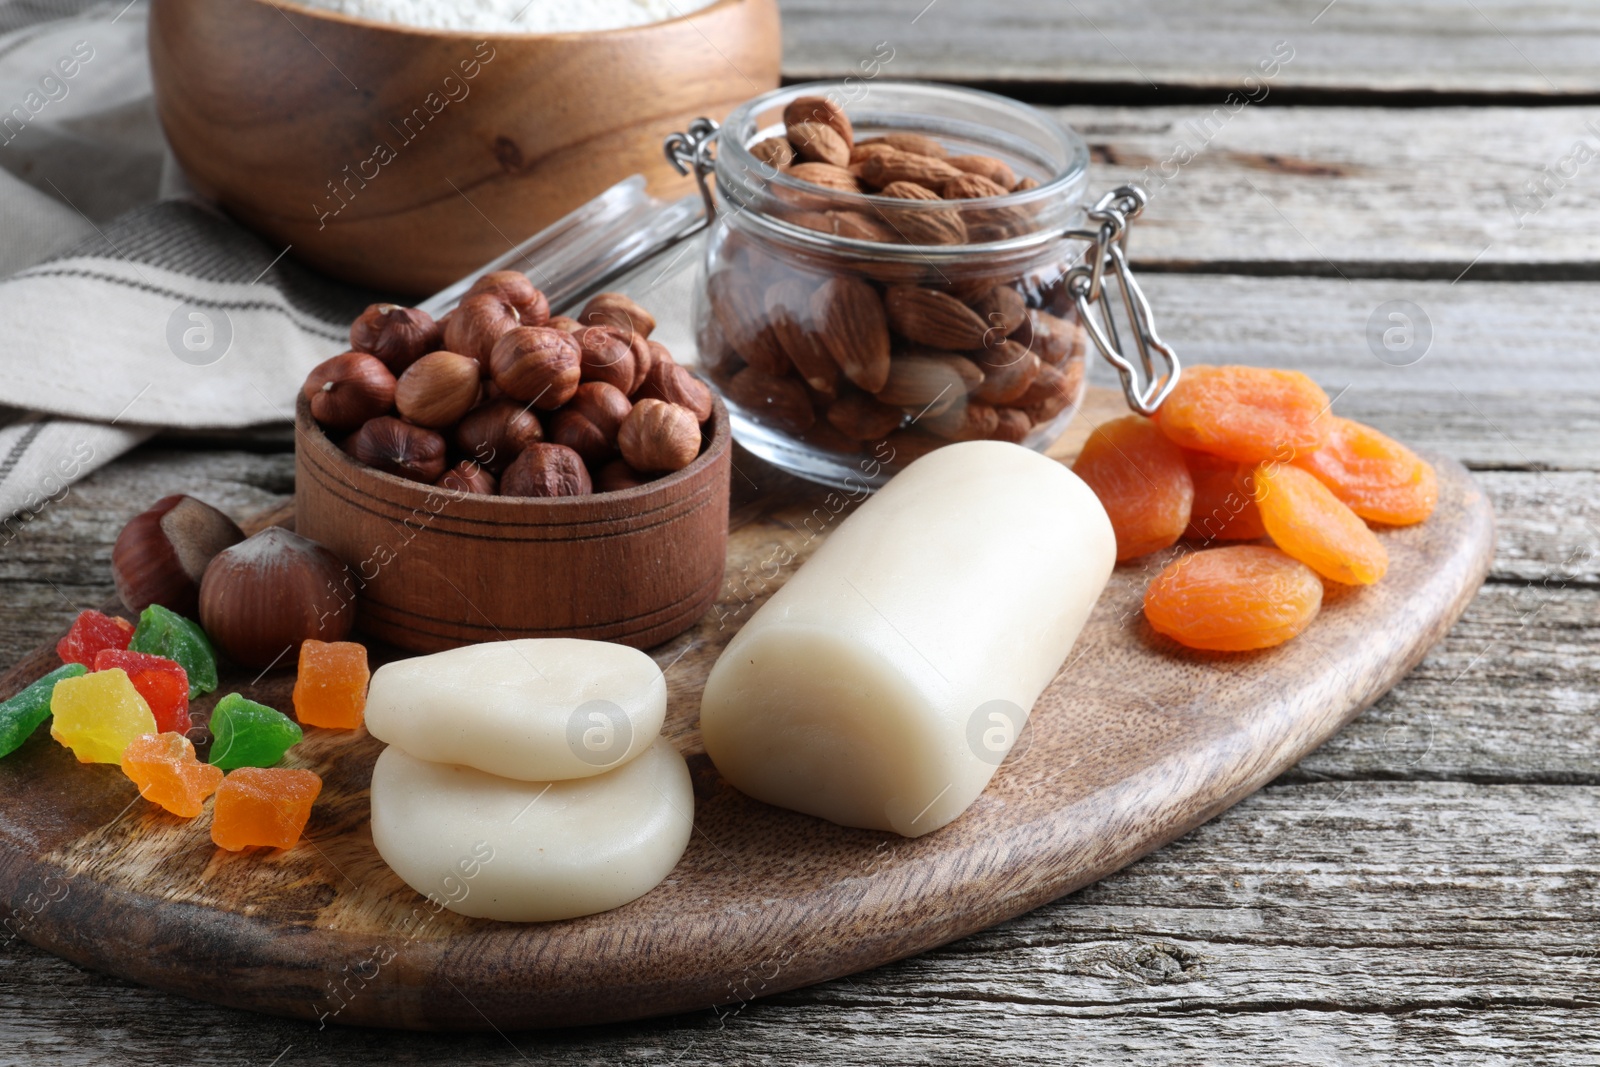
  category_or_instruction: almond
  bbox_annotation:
[948,154,1017,189]
[1013,175,1041,192]
[1016,358,1084,423]
[849,142,898,166]
[1011,308,1082,366]
[765,278,841,397]
[885,286,992,350]
[941,173,1010,200]
[993,407,1032,443]
[787,161,861,194]
[788,121,851,168]
[709,270,791,376]
[874,355,983,413]
[872,183,967,246]
[827,210,898,243]
[922,398,1000,441]
[724,366,816,433]
[749,136,795,169]
[810,276,891,393]
[858,149,963,191]
[971,341,1041,405]
[871,132,947,159]
[784,95,854,149]
[827,392,905,441]
[970,285,1028,335]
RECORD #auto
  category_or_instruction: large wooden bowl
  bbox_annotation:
[148,0,781,295]
[293,392,732,653]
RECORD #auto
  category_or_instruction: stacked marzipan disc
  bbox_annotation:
[365,638,692,922]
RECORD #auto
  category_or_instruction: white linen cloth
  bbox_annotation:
[0,0,375,525]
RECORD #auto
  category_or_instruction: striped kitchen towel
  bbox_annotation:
[0,0,376,527]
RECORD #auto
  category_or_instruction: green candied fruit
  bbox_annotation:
[208,693,302,771]
[0,664,88,758]
[129,605,217,699]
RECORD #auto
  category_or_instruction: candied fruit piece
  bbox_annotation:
[1156,365,1331,464]
[94,649,190,735]
[49,669,157,764]
[209,693,303,771]
[1294,416,1438,526]
[128,604,218,698]
[121,732,223,818]
[0,664,87,758]
[292,640,370,730]
[56,610,135,668]
[1071,415,1194,561]
[1253,462,1389,585]
[211,766,322,851]
[1183,450,1267,542]
[1144,546,1323,651]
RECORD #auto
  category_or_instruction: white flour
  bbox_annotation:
[296,0,719,33]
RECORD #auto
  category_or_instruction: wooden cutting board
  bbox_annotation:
[0,389,1495,1031]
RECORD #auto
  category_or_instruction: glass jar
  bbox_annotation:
[692,81,1097,489]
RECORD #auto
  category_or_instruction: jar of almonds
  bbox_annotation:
[691,81,1098,488]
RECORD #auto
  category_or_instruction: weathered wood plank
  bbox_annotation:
[1051,106,1600,275]
[782,0,1600,97]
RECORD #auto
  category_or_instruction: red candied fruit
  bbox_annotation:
[94,648,191,735]
[56,610,135,668]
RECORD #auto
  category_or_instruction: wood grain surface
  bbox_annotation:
[0,388,1493,1030]
[148,0,782,294]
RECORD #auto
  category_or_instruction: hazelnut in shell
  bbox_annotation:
[466,271,550,326]
[618,399,702,473]
[349,304,441,374]
[436,460,497,496]
[344,416,448,483]
[444,294,522,372]
[489,326,581,409]
[501,443,593,498]
[112,494,246,616]
[198,527,354,669]
[452,399,544,473]
[394,351,481,429]
[302,352,397,432]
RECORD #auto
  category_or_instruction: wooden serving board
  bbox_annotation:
[0,389,1494,1031]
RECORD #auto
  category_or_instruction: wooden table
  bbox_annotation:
[6,2,1600,1061]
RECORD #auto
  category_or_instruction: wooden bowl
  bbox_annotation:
[293,393,732,653]
[148,0,781,295]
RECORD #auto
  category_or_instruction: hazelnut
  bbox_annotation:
[648,340,675,366]
[343,416,448,483]
[111,494,245,616]
[547,315,584,334]
[574,326,637,393]
[501,443,593,498]
[302,352,397,432]
[444,293,521,372]
[198,527,354,669]
[436,460,497,495]
[394,351,481,429]
[548,381,632,464]
[452,399,543,473]
[349,304,441,374]
[578,291,656,340]
[617,399,701,473]
[489,326,581,409]
[635,362,713,422]
[465,271,550,326]
[593,459,653,493]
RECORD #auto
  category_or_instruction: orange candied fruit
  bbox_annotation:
[1144,545,1323,651]
[1156,365,1331,464]
[121,732,223,818]
[1294,416,1438,526]
[1071,415,1194,561]
[1183,450,1267,542]
[211,767,323,851]
[1253,462,1388,585]
[292,639,371,730]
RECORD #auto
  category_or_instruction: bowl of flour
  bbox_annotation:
[148,0,782,293]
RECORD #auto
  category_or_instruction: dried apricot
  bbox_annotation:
[1144,545,1323,651]
[1253,462,1388,585]
[1183,450,1267,542]
[1156,365,1331,463]
[1294,416,1437,526]
[1072,415,1194,561]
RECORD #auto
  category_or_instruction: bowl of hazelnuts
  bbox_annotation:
[294,271,731,655]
